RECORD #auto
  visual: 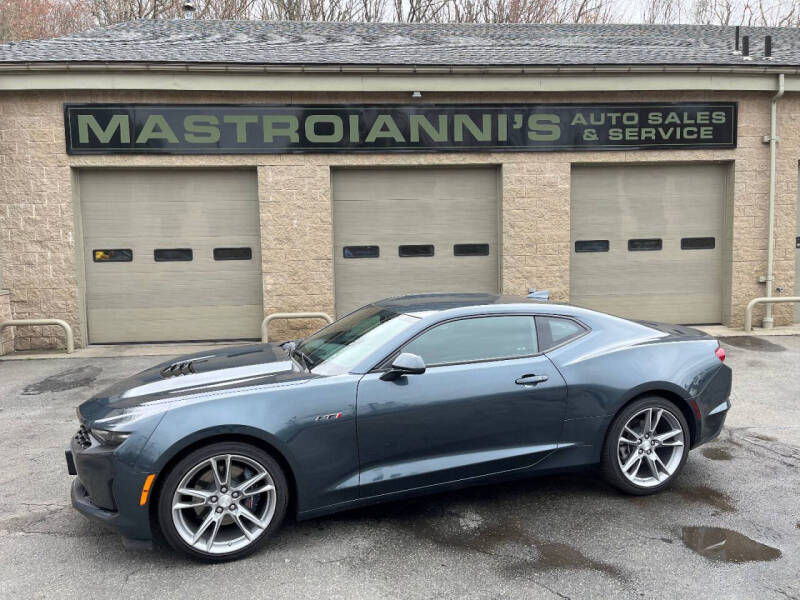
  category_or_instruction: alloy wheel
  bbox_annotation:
[171,453,277,554]
[617,407,685,488]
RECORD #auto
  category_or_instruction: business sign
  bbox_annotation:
[64,102,737,155]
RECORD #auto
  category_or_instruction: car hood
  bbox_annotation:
[78,343,317,423]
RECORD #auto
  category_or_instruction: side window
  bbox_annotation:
[535,316,586,351]
[402,316,537,366]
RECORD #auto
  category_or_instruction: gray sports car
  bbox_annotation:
[66,293,731,562]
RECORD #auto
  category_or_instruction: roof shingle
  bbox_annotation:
[0,19,797,67]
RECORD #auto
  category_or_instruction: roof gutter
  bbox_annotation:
[1,62,799,93]
[2,62,800,75]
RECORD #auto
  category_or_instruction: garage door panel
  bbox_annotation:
[88,305,264,344]
[81,169,263,343]
[570,164,725,325]
[334,167,499,317]
[82,205,260,238]
[572,293,722,325]
[333,168,497,201]
[334,200,496,237]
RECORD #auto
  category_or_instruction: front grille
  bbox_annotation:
[74,424,92,449]
[161,360,195,378]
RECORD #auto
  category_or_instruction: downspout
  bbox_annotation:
[763,72,785,329]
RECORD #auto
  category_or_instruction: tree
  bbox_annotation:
[1,0,94,42]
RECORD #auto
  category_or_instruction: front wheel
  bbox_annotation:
[601,397,689,495]
[157,441,289,562]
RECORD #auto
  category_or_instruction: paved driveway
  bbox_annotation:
[1,336,798,599]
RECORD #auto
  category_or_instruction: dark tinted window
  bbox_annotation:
[575,240,609,253]
[343,246,379,258]
[536,316,587,351]
[454,243,490,256]
[92,249,132,263]
[214,247,252,261]
[681,237,715,250]
[628,238,662,251]
[402,316,537,366]
[399,244,434,257]
[154,248,193,262]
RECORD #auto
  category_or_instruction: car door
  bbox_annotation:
[355,314,567,498]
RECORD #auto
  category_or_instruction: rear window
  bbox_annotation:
[535,316,587,351]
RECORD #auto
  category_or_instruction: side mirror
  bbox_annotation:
[380,352,426,381]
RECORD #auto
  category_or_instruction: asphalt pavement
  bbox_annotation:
[0,336,798,599]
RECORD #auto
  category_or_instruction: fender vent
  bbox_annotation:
[74,424,92,449]
[161,360,196,378]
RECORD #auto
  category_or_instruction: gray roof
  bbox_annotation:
[0,19,797,68]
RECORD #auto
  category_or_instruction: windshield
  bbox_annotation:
[297,305,419,376]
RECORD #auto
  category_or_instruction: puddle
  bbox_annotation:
[672,486,736,513]
[719,336,785,352]
[22,365,102,395]
[749,433,778,442]
[681,527,781,563]
[406,514,623,580]
[702,447,734,461]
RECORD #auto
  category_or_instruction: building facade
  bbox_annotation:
[0,22,799,350]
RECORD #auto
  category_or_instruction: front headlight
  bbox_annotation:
[90,427,131,446]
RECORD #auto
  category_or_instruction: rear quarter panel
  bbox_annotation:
[544,317,724,464]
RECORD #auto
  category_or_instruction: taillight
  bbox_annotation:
[715,346,726,362]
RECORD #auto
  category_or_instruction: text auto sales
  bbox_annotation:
[64,103,737,154]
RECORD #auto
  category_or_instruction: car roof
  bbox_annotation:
[372,292,587,318]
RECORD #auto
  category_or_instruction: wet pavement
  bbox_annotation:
[1,336,799,599]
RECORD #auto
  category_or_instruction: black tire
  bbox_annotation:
[601,396,690,496]
[157,441,289,562]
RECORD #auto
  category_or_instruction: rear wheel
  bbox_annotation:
[601,396,689,495]
[157,441,288,562]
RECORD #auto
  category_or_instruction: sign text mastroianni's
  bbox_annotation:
[64,103,737,154]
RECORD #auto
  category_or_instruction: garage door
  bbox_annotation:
[333,167,499,316]
[570,164,726,325]
[80,169,263,343]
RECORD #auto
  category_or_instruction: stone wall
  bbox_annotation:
[0,290,13,355]
[0,89,797,348]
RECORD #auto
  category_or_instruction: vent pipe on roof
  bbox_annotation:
[765,36,773,59]
[734,26,740,54]
[742,35,751,60]
[183,1,195,18]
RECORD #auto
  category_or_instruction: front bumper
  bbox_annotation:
[67,431,154,542]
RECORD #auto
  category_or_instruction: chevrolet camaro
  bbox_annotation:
[66,293,732,561]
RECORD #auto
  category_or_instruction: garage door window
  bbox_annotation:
[154,248,193,262]
[93,249,132,263]
[343,246,380,258]
[214,247,252,261]
[628,239,662,251]
[399,244,434,257]
[402,316,537,366]
[681,237,716,250]
[575,240,609,253]
[454,243,490,256]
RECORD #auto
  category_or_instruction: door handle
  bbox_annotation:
[515,374,549,386]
